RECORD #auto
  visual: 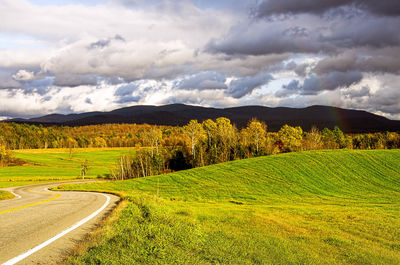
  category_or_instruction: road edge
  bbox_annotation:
[58,194,126,264]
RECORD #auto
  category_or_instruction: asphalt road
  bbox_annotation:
[0,182,119,264]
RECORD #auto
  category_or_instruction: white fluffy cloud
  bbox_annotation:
[12,69,35,81]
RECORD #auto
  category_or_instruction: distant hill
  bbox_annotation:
[5,104,400,133]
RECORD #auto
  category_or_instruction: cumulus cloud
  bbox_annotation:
[12,69,35,81]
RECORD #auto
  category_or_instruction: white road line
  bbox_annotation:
[10,191,21,200]
[2,193,111,265]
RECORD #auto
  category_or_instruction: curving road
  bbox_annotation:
[0,182,119,264]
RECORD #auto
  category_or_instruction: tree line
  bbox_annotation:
[0,123,184,150]
[0,120,399,171]
[110,118,400,180]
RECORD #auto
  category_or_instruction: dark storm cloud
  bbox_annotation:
[300,71,363,95]
[177,71,227,90]
[276,71,363,97]
[206,15,400,56]
[285,61,308,76]
[227,72,273,98]
[315,48,400,75]
[53,74,98,87]
[205,21,328,55]
[321,17,400,49]
[363,1,400,16]
[254,0,400,17]
[369,86,400,114]
[254,0,348,17]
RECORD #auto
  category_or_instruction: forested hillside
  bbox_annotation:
[7,104,400,133]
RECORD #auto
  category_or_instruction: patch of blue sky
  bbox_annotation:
[259,78,293,94]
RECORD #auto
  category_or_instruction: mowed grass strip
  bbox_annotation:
[57,149,400,265]
[0,148,133,188]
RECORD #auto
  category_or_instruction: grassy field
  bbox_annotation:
[55,149,400,264]
[0,148,133,188]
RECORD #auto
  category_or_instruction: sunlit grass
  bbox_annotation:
[57,149,400,264]
[0,148,134,188]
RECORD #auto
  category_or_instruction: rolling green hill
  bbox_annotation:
[58,149,400,264]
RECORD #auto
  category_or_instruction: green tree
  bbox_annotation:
[321,128,338,149]
[202,119,218,165]
[278,125,303,152]
[333,126,348,149]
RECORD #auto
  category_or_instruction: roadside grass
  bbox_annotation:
[57,149,400,264]
[0,148,133,189]
[0,190,14,200]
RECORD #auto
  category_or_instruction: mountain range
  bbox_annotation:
[6,104,400,133]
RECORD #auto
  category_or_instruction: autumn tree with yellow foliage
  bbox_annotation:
[278,124,303,152]
[242,119,267,155]
[184,120,205,160]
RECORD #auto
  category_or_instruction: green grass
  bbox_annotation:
[56,149,400,264]
[0,148,133,188]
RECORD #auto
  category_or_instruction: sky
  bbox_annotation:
[0,0,399,119]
